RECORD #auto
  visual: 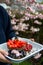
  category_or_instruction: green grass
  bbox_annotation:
[12,56,43,65]
[13,60,32,65]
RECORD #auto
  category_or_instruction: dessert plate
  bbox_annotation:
[0,37,43,63]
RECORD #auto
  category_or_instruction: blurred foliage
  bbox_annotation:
[15,13,24,19]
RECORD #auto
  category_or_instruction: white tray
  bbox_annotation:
[0,37,43,63]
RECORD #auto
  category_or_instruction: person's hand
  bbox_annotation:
[33,53,42,59]
[0,49,12,63]
[30,38,42,59]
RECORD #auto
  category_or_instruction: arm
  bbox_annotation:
[0,5,16,40]
[6,14,16,40]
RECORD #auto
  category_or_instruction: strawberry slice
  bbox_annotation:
[24,44,32,51]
